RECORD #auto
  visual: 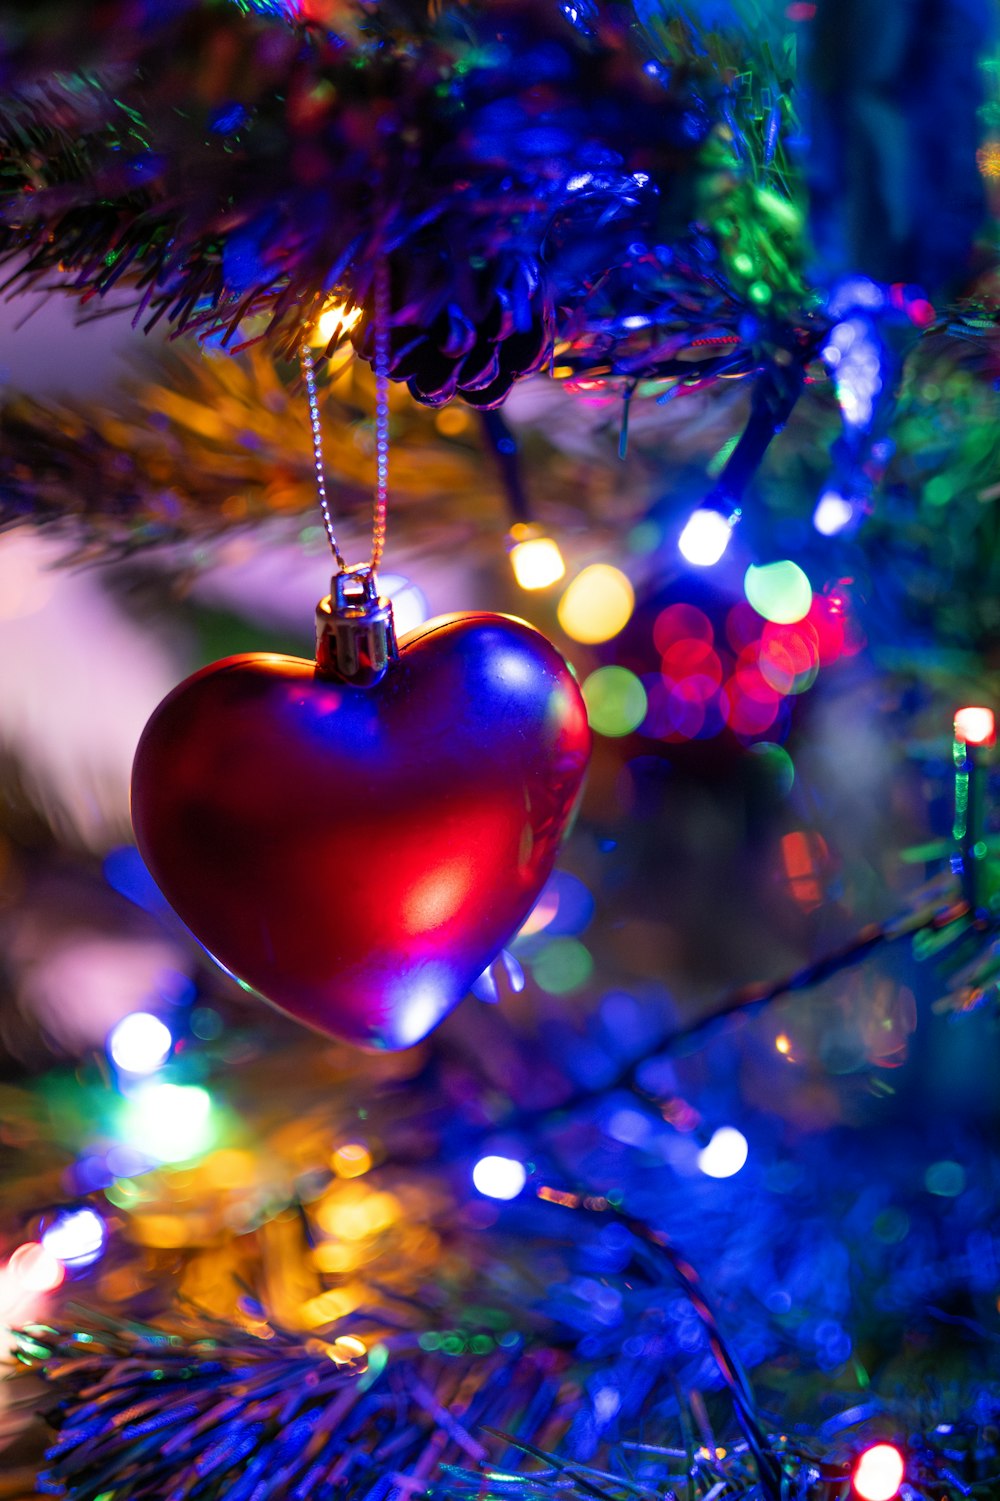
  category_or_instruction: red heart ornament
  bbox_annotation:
[131,613,590,1049]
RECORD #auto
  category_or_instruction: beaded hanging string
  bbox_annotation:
[300,258,391,576]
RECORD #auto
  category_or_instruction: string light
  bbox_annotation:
[108,1012,172,1075]
[558,565,634,643]
[696,1127,749,1178]
[41,1207,106,1269]
[679,506,735,567]
[121,1082,214,1164]
[852,1443,904,1501]
[507,524,566,590]
[744,560,812,624]
[954,706,996,746]
[310,298,363,347]
[813,491,854,535]
[473,1155,527,1200]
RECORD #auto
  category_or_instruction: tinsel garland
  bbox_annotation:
[1,0,999,549]
[4,831,1000,1499]
[0,2,735,366]
[0,0,988,381]
[20,1312,994,1501]
[0,349,497,547]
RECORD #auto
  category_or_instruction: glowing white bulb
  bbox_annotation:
[108,1011,172,1074]
[813,491,854,536]
[696,1127,748,1178]
[852,1444,904,1501]
[679,508,733,567]
[122,1082,213,1164]
[473,1155,527,1200]
[41,1208,106,1269]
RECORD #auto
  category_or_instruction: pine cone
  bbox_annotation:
[353,247,553,410]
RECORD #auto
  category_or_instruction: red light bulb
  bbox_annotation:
[852,1443,904,1501]
[954,706,996,747]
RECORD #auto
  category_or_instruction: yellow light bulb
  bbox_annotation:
[509,529,566,591]
[311,299,363,347]
[558,564,634,643]
[332,1142,373,1178]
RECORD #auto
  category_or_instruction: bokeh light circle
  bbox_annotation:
[654,603,713,653]
[582,667,647,737]
[558,565,634,643]
[41,1207,107,1269]
[108,1012,172,1075]
[744,561,812,624]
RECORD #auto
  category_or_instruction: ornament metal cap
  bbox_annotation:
[315,565,398,687]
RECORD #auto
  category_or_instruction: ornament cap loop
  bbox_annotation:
[315,565,398,687]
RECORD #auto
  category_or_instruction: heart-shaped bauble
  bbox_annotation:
[131,613,590,1049]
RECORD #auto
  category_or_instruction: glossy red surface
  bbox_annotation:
[131,613,590,1049]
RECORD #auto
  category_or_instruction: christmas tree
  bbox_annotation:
[1,3,999,1498]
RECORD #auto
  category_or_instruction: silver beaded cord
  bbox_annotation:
[300,263,391,579]
[371,258,390,577]
[300,339,347,574]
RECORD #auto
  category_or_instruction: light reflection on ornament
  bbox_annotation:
[41,1208,106,1269]
[472,948,525,1002]
[558,565,634,643]
[108,1011,172,1075]
[518,886,561,938]
[678,507,734,567]
[696,1127,748,1178]
[378,575,429,636]
[473,1155,527,1200]
[852,1443,904,1501]
[391,977,450,1048]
